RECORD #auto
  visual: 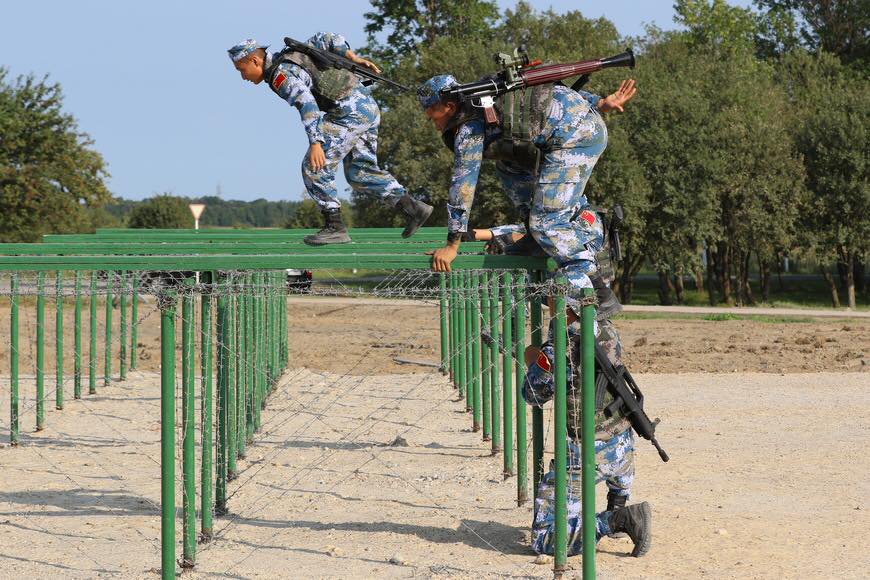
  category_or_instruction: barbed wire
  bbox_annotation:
[1,266,589,576]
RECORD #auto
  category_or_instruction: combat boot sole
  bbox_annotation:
[303,230,351,246]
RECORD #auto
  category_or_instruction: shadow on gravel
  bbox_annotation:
[228,517,531,555]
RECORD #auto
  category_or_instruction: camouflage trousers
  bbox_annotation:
[496,149,604,269]
[532,429,635,556]
[302,116,406,211]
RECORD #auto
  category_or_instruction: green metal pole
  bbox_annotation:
[501,271,513,478]
[181,287,196,568]
[215,279,228,515]
[474,272,492,441]
[232,288,243,463]
[464,271,473,414]
[439,273,448,375]
[131,273,138,370]
[200,272,214,541]
[159,291,177,580]
[74,271,82,399]
[245,275,255,444]
[10,273,19,445]
[530,270,545,496]
[470,272,481,432]
[228,281,239,475]
[489,273,501,454]
[36,273,45,430]
[254,273,263,431]
[581,287,597,580]
[515,276,528,505]
[104,272,112,387]
[480,271,491,441]
[119,272,127,382]
[448,272,456,385]
[553,279,568,576]
[55,272,64,410]
[456,271,466,398]
[89,272,97,394]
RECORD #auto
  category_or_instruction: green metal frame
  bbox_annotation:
[1,227,600,580]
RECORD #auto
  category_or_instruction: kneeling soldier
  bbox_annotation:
[229,33,432,245]
[522,273,651,558]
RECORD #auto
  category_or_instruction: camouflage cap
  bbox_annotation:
[417,74,458,109]
[227,38,269,63]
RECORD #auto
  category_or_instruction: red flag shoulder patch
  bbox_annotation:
[580,210,596,226]
[272,73,287,92]
[536,351,552,373]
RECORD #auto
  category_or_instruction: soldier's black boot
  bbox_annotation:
[606,492,628,538]
[608,501,652,557]
[303,209,351,246]
[396,194,433,238]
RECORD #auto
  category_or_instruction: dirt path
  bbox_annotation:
[1,368,868,579]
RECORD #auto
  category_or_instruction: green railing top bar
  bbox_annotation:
[94,227,449,235]
[0,253,549,272]
[0,241,488,255]
[46,227,453,243]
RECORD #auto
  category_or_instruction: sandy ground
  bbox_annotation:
[0,298,869,578]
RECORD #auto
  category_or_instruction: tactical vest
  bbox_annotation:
[267,51,358,111]
[441,84,554,173]
[566,321,631,441]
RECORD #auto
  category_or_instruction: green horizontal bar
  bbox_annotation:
[95,227,448,236]
[0,242,486,255]
[0,253,550,272]
[46,227,452,243]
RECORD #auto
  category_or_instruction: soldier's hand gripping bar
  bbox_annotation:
[283,37,410,92]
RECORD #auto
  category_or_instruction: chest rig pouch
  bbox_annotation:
[487,84,554,174]
[268,51,358,111]
[440,84,554,174]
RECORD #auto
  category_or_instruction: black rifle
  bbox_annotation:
[283,37,410,92]
[609,204,624,263]
[594,342,669,462]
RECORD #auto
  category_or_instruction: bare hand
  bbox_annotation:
[427,243,459,272]
[599,79,637,113]
[346,50,381,74]
[307,143,326,172]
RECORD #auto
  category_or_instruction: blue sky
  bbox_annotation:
[1,1,751,203]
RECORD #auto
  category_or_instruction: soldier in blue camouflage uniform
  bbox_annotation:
[421,74,635,276]
[229,35,432,245]
[521,272,652,558]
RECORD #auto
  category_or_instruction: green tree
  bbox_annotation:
[127,194,191,229]
[777,50,869,308]
[0,69,111,242]
[754,0,869,65]
[364,0,499,62]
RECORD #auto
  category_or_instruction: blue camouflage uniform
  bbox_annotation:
[229,35,406,211]
[522,274,634,556]
[418,75,608,286]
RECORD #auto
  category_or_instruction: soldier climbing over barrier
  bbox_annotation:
[228,33,432,245]
[419,46,636,293]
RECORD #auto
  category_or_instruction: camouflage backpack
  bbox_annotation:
[441,84,554,174]
[267,50,358,111]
